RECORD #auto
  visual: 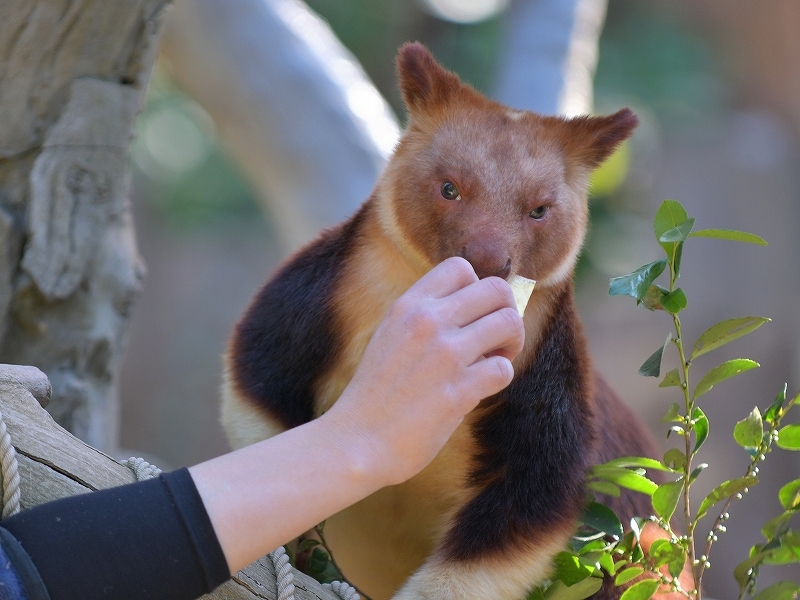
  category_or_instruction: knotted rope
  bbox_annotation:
[121,456,162,481]
[270,547,296,600]
[0,409,20,518]
[324,580,360,600]
[269,545,359,600]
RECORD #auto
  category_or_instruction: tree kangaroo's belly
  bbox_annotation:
[325,420,476,600]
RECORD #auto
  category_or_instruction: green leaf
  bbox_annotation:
[609,260,668,302]
[689,463,709,483]
[619,579,659,600]
[543,577,603,600]
[591,466,658,497]
[579,502,624,539]
[734,550,771,592]
[663,448,687,471]
[733,407,764,449]
[659,218,695,243]
[613,559,629,572]
[578,551,604,569]
[671,242,684,278]
[763,533,800,565]
[570,532,606,552]
[588,480,621,498]
[660,288,687,314]
[667,425,686,439]
[614,567,643,586]
[601,456,676,473]
[765,384,789,424]
[554,552,594,586]
[779,479,800,511]
[573,539,606,554]
[654,200,688,245]
[297,539,320,552]
[640,285,667,311]
[528,588,546,600]
[762,512,793,539]
[639,334,671,377]
[598,552,616,575]
[629,517,643,542]
[661,402,682,422]
[658,369,681,388]
[305,547,342,584]
[693,358,760,400]
[689,228,768,246]
[654,200,688,274]
[691,317,771,360]
[696,475,758,521]
[652,479,683,522]
[649,539,687,578]
[690,462,710,482]
[692,407,709,457]
[777,424,800,450]
[750,581,800,600]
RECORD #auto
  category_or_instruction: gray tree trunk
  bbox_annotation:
[160,0,401,251]
[494,0,608,115]
[0,0,170,451]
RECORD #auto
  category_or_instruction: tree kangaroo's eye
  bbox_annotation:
[529,205,547,220]
[441,182,460,201]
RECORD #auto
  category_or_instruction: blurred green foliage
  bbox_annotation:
[130,68,262,228]
[595,0,727,127]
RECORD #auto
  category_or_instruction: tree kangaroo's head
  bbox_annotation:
[376,42,638,287]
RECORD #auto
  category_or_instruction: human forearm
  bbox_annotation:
[189,414,380,574]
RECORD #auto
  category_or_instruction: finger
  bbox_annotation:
[442,276,516,328]
[458,306,525,363]
[457,356,515,409]
[408,257,478,300]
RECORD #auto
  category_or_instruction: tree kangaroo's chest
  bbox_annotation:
[312,236,423,416]
[325,414,478,600]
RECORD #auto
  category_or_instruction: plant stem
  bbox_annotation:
[667,246,699,596]
[696,460,757,591]
[673,312,698,596]
[698,392,797,591]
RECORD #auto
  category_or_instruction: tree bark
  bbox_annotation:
[0,364,338,599]
[0,0,170,451]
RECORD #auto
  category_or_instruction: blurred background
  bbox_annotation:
[119,0,800,596]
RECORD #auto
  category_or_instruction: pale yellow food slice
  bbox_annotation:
[509,275,536,316]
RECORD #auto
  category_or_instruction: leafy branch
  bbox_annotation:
[533,199,800,600]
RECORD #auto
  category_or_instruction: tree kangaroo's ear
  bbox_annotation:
[396,42,464,117]
[560,108,639,169]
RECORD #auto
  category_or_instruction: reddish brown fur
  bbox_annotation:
[222,42,684,600]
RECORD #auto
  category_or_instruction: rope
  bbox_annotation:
[0,409,21,519]
[324,580,360,600]
[121,456,162,481]
[269,546,359,600]
[270,547,296,600]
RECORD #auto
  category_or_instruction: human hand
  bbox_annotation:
[321,257,525,488]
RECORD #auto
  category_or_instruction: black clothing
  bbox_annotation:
[0,468,230,600]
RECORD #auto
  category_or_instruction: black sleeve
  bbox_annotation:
[1,468,230,600]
